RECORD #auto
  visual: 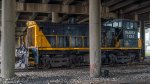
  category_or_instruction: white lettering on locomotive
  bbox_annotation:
[125,31,136,34]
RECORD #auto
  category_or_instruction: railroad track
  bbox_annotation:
[15,62,150,73]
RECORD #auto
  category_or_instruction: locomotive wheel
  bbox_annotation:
[42,58,51,69]
[67,59,72,68]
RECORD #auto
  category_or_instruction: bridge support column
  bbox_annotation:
[89,0,101,77]
[1,0,16,78]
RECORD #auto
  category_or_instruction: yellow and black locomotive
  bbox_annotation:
[16,19,143,68]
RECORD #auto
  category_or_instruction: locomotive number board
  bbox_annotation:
[123,30,137,39]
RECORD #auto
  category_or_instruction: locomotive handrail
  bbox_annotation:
[35,34,142,49]
[37,47,142,51]
[43,34,88,37]
[36,34,88,48]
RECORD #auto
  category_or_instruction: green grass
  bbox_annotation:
[145,51,150,56]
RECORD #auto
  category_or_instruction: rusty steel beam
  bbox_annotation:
[63,0,74,5]
[16,2,88,14]
[110,0,138,11]
[102,0,123,7]
[136,6,150,14]
[42,0,50,4]
[16,2,117,17]
[123,1,150,14]
[17,19,51,22]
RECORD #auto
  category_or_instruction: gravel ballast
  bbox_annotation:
[0,64,150,84]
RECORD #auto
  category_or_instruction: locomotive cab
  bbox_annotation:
[104,19,141,48]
